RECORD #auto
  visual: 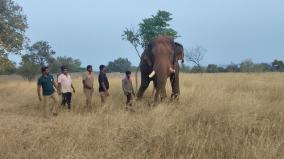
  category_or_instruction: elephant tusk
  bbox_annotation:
[169,67,175,73]
[149,71,156,78]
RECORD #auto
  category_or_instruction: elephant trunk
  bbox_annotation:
[152,62,173,101]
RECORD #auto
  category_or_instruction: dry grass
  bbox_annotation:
[0,73,284,159]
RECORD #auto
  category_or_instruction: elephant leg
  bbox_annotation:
[137,75,151,99]
[170,72,180,99]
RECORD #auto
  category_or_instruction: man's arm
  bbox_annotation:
[101,82,107,91]
[71,83,75,93]
[57,75,61,94]
[52,79,59,93]
[37,85,42,101]
[122,80,127,94]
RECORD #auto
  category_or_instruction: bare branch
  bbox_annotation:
[185,45,206,67]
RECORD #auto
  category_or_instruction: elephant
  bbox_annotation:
[136,35,184,102]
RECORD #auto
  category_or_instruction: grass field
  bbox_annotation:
[0,73,284,159]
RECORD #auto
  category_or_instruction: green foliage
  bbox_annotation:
[139,10,178,47]
[48,56,82,73]
[0,0,28,56]
[122,10,178,53]
[122,27,141,57]
[272,59,284,72]
[26,41,56,66]
[253,63,272,72]
[180,63,190,73]
[107,58,132,73]
[0,55,16,75]
[18,41,82,80]
[191,66,206,73]
[206,64,218,73]
[226,63,239,72]
[17,60,40,80]
[240,59,254,72]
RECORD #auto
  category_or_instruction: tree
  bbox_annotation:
[206,64,218,73]
[26,41,56,66]
[272,59,284,72]
[240,59,254,72]
[122,10,178,57]
[226,63,239,72]
[180,63,190,73]
[186,45,206,71]
[122,27,141,58]
[17,54,41,80]
[48,56,82,73]
[0,0,28,57]
[18,41,55,80]
[253,63,272,72]
[0,55,16,75]
[191,66,206,73]
[217,66,226,72]
[107,58,132,73]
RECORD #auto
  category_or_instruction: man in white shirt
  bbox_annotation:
[58,66,75,110]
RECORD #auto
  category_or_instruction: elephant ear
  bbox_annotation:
[142,43,153,66]
[174,42,184,63]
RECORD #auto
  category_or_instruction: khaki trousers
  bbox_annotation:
[84,88,93,108]
[43,93,59,116]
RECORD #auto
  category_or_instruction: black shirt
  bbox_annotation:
[98,72,109,92]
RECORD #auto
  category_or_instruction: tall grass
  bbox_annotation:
[0,73,284,159]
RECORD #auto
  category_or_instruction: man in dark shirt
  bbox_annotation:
[98,65,109,106]
[37,66,59,116]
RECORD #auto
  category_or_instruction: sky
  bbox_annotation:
[11,0,284,68]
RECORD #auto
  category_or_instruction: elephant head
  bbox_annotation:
[174,42,184,64]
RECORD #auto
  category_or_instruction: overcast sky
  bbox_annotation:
[12,0,284,68]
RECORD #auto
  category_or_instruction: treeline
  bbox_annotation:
[0,41,83,79]
[180,59,284,73]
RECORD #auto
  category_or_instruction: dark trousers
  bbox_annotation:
[126,93,133,106]
[61,92,72,109]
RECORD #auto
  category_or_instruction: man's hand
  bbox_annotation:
[105,90,109,96]
[73,88,76,93]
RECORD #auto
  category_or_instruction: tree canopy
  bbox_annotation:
[0,0,28,56]
[122,10,178,57]
[18,41,82,80]
[107,57,132,73]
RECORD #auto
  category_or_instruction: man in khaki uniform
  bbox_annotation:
[37,66,59,117]
[82,65,94,109]
[122,70,135,107]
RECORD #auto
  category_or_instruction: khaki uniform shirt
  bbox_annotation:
[122,77,134,95]
[82,71,94,89]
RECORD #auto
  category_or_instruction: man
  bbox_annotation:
[58,66,75,110]
[82,65,94,109]
[37,66,59,116]
[122,70,135,107]
[98,65,109,105]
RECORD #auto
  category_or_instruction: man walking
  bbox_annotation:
[58,66,75,110]
[122,70,135,108]
[37,66,59,116]
[98,65,109,106]
[82,65,94,109]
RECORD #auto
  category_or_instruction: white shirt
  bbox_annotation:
[58,74,72,93]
